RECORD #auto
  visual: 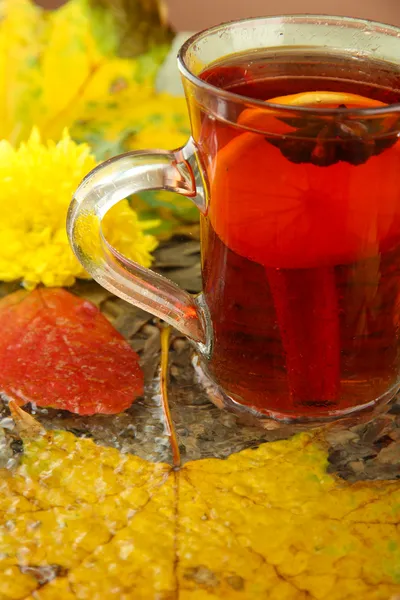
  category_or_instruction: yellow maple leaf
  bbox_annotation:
[0,0,47,143]
[0,0,173,144]
[0,428,399,600]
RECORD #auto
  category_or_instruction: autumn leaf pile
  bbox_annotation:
[0,0,196,288]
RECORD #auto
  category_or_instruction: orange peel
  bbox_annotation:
[265,90,386,108]
[239,90,387,131]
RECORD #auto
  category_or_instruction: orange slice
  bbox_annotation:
[210,102,399,268]
[264,90,386,108]
[239,91,387,131]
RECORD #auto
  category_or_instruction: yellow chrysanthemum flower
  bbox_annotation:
[0,129,159,289]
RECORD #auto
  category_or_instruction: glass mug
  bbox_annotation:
[67,15,400,423]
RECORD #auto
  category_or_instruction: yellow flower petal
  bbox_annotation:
[0,130,158,288]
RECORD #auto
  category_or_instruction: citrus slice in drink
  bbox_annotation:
[239,91,386,131]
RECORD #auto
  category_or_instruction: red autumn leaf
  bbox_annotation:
[0,288,144,415]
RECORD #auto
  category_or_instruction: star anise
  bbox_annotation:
[267,106,400,167]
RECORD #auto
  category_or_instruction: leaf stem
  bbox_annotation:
[160,325,181,468]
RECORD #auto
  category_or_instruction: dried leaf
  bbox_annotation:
[154,239,202,293]
[0,428,399,599]
[8,401,46,438]
[377,442,400,465]
[0,288,143,415]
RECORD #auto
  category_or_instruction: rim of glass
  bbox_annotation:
[177,14,400,117]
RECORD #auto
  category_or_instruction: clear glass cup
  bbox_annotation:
[67,15,400,423]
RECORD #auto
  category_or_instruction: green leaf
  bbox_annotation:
[137,190,198,221]
[82,0,119,56]
[133,44,170,84]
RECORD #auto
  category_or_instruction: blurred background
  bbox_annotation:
[166,0,400,31]
[37,0,400,29]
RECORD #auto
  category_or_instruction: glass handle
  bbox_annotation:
[67,141,207,343]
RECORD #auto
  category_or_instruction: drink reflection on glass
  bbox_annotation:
[68,16,400,423]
